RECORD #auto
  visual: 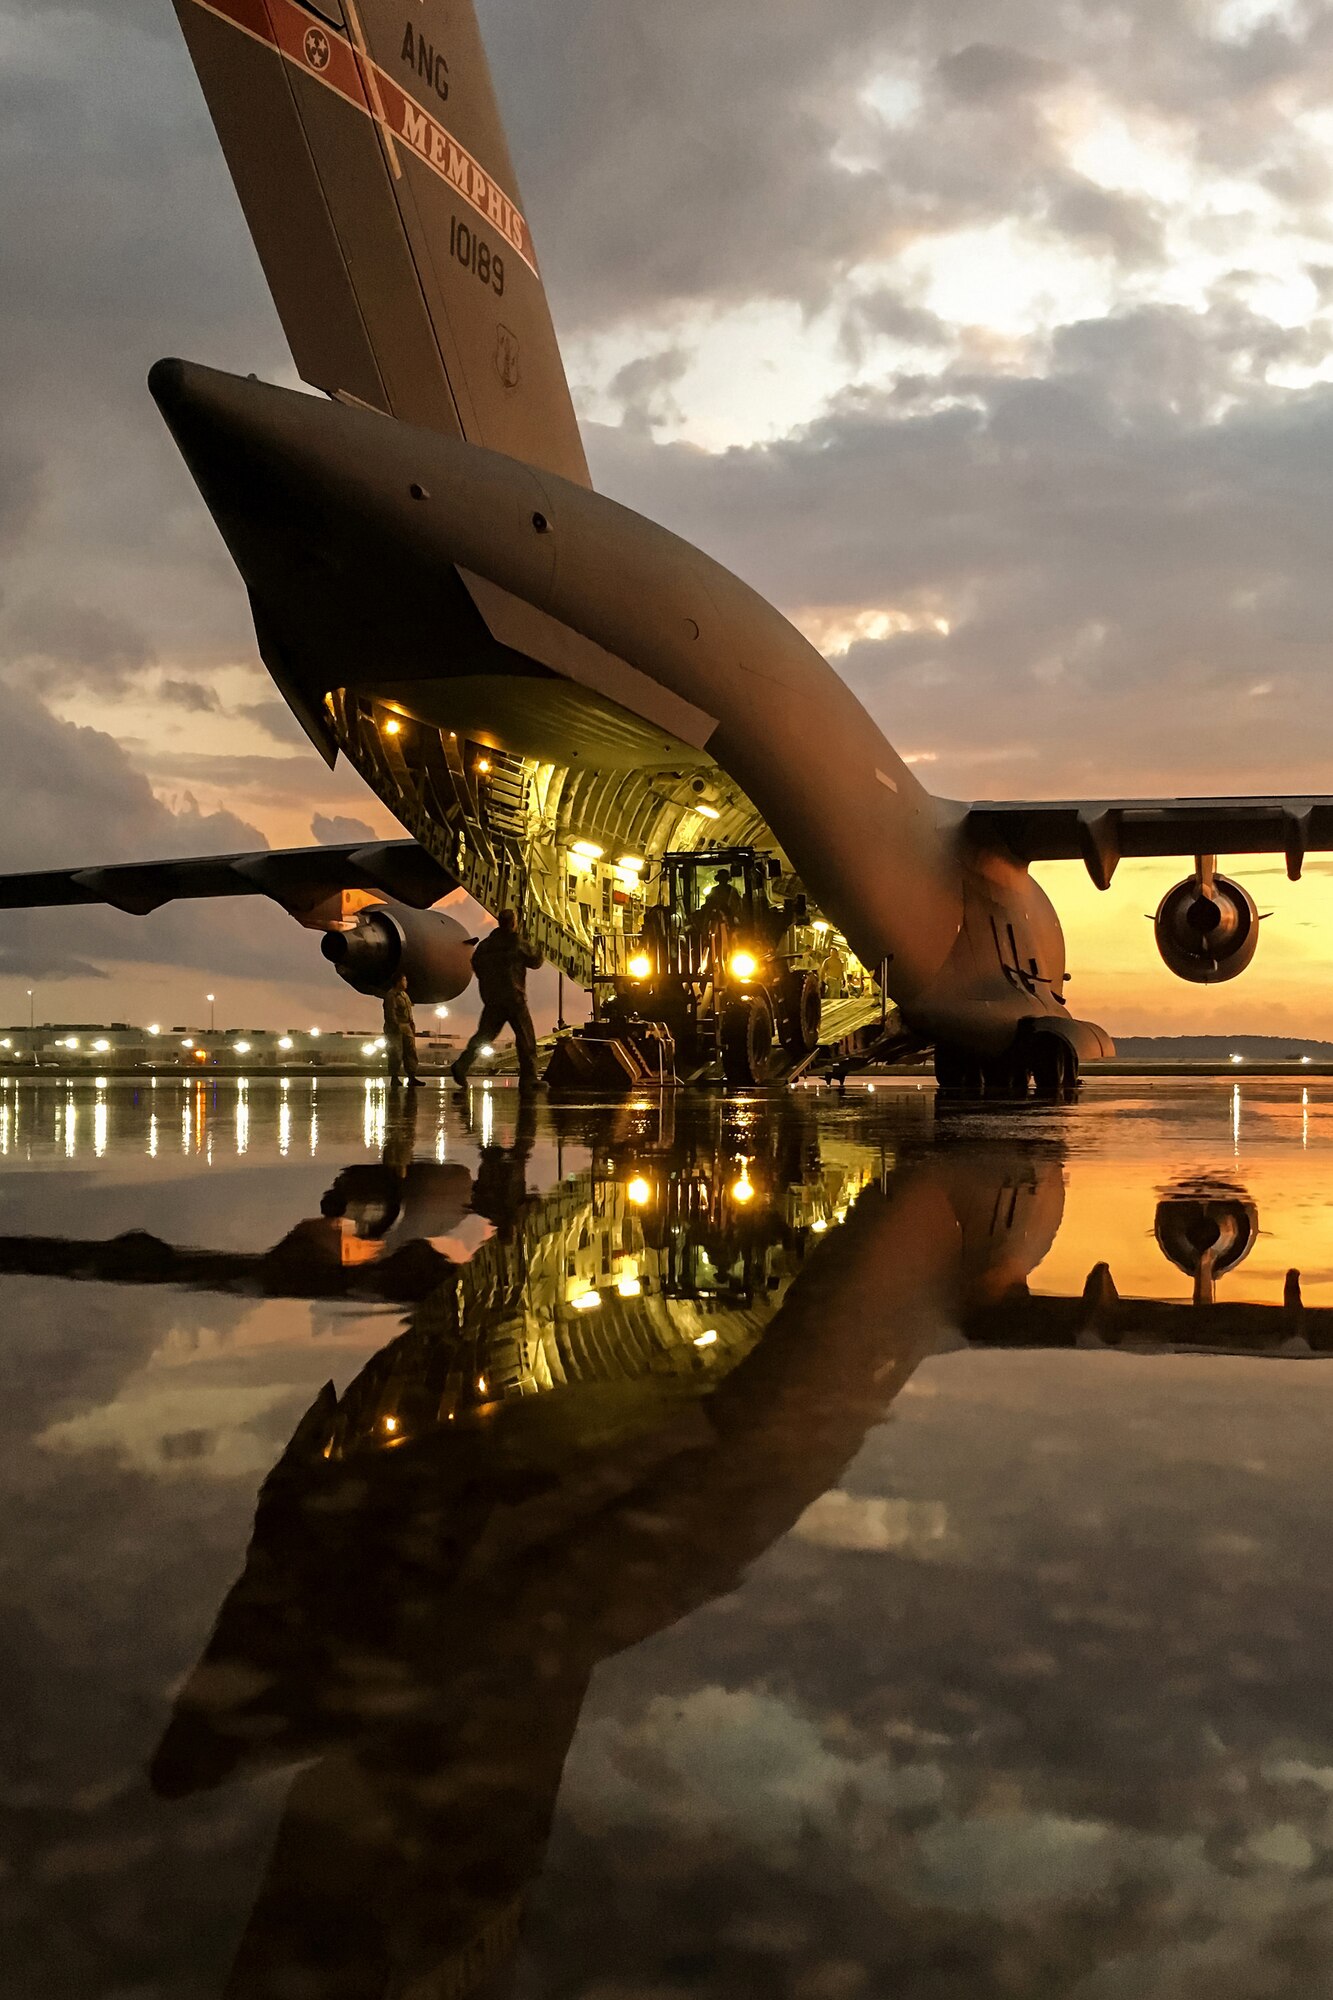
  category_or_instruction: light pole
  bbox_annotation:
[207,993,216,1034]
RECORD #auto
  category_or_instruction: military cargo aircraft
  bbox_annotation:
[6,0,1333,1091]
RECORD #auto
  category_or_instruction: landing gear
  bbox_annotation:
[722,992,775,1086]
[935,1039,1079,1100]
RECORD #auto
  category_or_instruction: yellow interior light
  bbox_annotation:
[730,951,759,981]
[617,1275,643,1299]
[476,757,492,775]
[572,1290,602,1312]
[696,804,721,821]
[628,954,653,981]
[732,1175,756,1205]
[695,1330,719,1348]
[627,1176,652,1207]
[617,855,645,873]
[572,840,604,861]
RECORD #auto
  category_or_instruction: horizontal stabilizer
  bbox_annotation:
[0,841,457,917]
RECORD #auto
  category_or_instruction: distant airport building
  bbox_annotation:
[0,1023,462,1075]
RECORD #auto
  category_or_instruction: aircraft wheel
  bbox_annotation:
[779,970,822,1057]
[722,993,775,1086]
[934,1043,983,1095]
[1031,1040,1075,1099]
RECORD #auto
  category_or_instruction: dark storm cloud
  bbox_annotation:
[587,295,1333,799]
[0,687,328,983]
[312,813,378,846]
[481,0,1333,323]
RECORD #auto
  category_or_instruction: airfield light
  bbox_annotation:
[628,954,653,981]
[572,1291,602,1312]
[310,1027,321,1038]
[234,1041,251,1055]
[729,951,759,982]
[1303,1055,1314,1066]
[572,840,604,862]
[435,1006,450,1019]
[696,804,721,821]
[362,1043,378,1057]
[0,1040,8,1051]
[695,1330,719,1348]
[279,1036,294,1051]
[1231,1053,1245,1066]
[63,1038,79,1051]
[93,1039,110,1053]
[481,1045,495,1058]
[627,1176,652,1207]
[181,1039,194,1049]
[147,1024,161,1037]
[195,1050,208,1062]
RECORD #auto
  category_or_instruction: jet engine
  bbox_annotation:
[321,899,476,1003]
[1154,863,1258,984]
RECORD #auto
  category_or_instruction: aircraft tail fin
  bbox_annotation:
[171,0,589,485]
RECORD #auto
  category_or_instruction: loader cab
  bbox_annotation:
[606,847,825,1086]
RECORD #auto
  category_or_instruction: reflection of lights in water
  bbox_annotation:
[627,1176,652,1207]
[93,1089,108,1160]
[1233,1084,1242,1151]
[235,1084,250,1157]
[695,1330,719,1348]
[1304,1087,1310,1151]
[309,1108,319,1156]
[65,1095,76,1160]
[147,1114,158,1160]
[481,1089,494,1148]
[436,1120,447,1165]
[278,1098,291,1157]
[182,1098,192,1155]
[0,1103,9,1157]
[372,1085,387,1152]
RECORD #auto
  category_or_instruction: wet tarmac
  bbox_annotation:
[4,1073,1333,1998]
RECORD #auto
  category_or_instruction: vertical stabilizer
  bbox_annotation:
[172,0,590,485]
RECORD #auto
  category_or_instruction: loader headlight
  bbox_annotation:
[729,951,759,982]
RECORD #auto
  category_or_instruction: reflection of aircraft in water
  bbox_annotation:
[968,1177,1325,1356]
[148,1124,1060,2000]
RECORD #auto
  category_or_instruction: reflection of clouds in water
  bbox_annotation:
[38,1381,298,1478]
[563,1683,1333,1992]
[792,1490,949,1554]
[564,1687,944,1846]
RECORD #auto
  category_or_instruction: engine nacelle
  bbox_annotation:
[1154,871,1259,984]
[321,899,476,1003]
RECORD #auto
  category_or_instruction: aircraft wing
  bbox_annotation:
[0,841,457,917]
[965,796,1333,890]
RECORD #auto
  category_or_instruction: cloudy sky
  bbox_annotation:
[5,0,1333,1033]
